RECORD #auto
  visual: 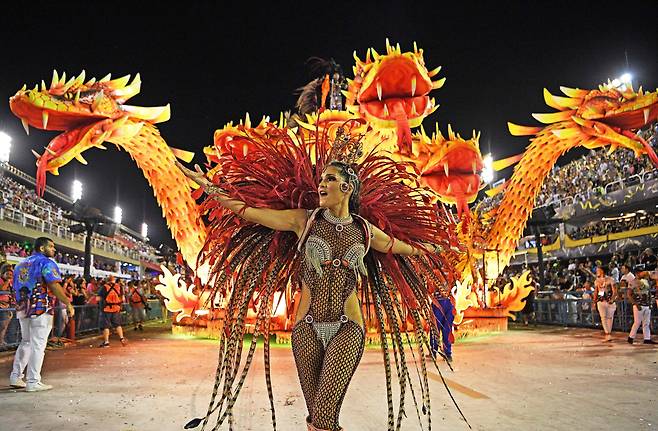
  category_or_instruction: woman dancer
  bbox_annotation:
[181,124,461,431]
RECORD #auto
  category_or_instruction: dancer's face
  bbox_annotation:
[318,166,351,209]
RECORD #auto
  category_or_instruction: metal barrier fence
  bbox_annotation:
[534,298,658,333]
[0,300,166,349]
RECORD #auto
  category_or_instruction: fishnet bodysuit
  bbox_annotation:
[292,212,366,431]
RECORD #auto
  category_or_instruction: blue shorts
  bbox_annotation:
[101,312,123,329]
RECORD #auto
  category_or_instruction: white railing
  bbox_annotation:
[0,205,150,261]
[536,168,658,211]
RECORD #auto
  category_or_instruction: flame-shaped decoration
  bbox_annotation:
[488,271,535,319]
[154,265,200,322]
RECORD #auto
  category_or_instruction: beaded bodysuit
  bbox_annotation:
[291,209,370,430]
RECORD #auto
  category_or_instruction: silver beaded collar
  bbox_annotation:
[322,209,353,227]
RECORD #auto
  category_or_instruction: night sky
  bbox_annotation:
[1,1,656,248]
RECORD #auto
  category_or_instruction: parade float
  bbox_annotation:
[9,40,658,342]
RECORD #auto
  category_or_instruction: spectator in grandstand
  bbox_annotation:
[52,275,75,343]
[0,263,15,348]
[578,281,594,324]
[520,288,535,326]
[127,280,148,331]
[620,264,637,289]
[626,276,656,345]
[97,276,127,348]
[70,278,88,332]
[609,262,620,283]
[593,266,618,342]
[9,237,74,392]
[155,289,168,323]
[638,248,657,271]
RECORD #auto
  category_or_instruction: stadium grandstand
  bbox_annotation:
[0,163,162,279]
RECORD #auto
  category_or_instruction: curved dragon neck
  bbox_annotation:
[109,121,206,268]
[486,124,581,273]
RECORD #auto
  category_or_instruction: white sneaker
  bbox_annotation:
[25,382,53,392]
[9,378,26,388]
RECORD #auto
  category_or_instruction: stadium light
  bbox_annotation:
[0,131,11,163]
[141,222,148,238]
[612,73,632,90]
[114,206,123,224]
[481,154,494,184]
[72,180,83,202]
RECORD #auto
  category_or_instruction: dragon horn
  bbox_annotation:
[434,123,444,141]
[531,110,576,124]
[559,86,588,98]
[50,70,59,89]
[121,104,171,124]
[507,122,542,136]
[106,74,131,90]
[427,66,442,78]
[543,88,579,110]
[112,73,142,103]
[432,77,446,90]
[72,70,86,88]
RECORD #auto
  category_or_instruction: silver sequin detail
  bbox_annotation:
[322,209,353,226]
[304,235,331,277]
[309,316,346,349]
[344,243,367,276]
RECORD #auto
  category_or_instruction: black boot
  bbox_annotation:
[627,337,633,344]
[643,339,657,345]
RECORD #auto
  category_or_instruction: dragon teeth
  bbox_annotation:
[411,76,416,97]
[42,111,49,129]
[21,119,30,135]
[644,108,651,124]
[376,81,382,101]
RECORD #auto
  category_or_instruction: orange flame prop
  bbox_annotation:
[154,266,200,322]
[487,271,535,319]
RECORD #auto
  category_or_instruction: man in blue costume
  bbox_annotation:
[430,291,455,362]
[9,237,74,392]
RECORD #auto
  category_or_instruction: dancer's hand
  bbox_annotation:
[421,243,443,254]
[175,160,224,195]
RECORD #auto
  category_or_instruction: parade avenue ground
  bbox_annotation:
[0,323,656,431]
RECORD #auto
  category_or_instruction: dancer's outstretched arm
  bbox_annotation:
[177,161,307,236]
[370,224,441,256]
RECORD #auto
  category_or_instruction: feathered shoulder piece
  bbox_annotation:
[190,122,465,431]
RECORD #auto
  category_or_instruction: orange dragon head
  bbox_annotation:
[345,39,444,155]
[510,81,658,168]
[416,124,484,219]
[206,113,273,164]
[9,71,170,194]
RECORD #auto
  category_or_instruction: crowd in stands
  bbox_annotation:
[498,247,658,298]
[480,124,658,213]
[569,212,658,240]
[0,261,168,348]
[1,240,138,275]
[0,176,159,263]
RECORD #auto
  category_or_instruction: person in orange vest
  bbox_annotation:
[128,280,147,331]
[97,276,127,348]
